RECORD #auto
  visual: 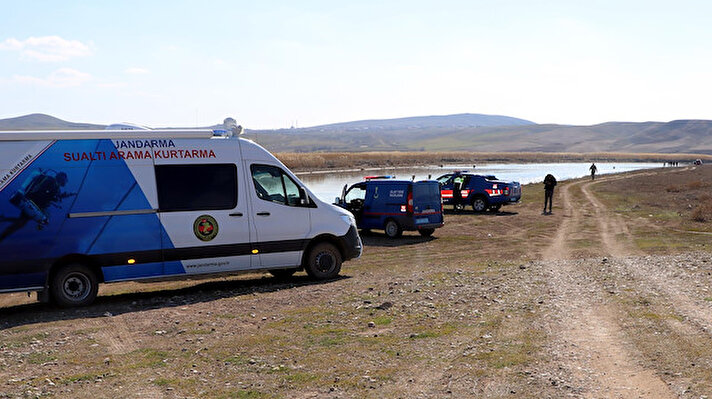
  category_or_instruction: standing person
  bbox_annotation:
[452,174,464,211]
[589,163,598,180]
[543,173,557,215]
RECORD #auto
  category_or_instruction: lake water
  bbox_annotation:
[295,162,664,202]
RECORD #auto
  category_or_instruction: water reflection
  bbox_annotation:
[296,162,662,202]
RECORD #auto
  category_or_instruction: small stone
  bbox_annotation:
[367,322,376,328]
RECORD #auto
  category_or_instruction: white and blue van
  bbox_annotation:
[0,119,361,307]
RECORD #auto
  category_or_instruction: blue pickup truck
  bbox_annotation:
[335,177,444,238]
[436,171,521,212]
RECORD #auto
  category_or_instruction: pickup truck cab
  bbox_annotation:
[437,171,521,212]
[335,177,444,238]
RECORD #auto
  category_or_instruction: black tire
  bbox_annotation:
[50,263,98,307]
[304,243,342,280]
[384,219,402,238]
[269,268,298,279]
[472,196,488,213]
[419,228,435,237]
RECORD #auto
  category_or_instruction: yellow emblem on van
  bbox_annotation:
[193,215,219,241]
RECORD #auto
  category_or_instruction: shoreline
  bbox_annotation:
[276,151,710,173]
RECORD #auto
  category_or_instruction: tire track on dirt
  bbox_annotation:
[542,177,674,398]
[584,175,712,338]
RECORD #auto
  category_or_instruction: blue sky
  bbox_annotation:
[1,0,711,129]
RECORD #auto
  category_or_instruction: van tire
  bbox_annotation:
[304,243,342,280]
[472,196,488,213]
[384,219,402,238]
[50,263,98,308]
[269,268,298,279]
[419,228,435,237]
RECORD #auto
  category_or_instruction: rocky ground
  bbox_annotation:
[0,165,711,398]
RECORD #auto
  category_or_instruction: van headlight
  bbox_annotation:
[341,214,356,227]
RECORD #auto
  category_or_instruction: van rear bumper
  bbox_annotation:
[338,225,362,260]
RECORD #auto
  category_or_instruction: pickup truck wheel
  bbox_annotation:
[472,197,488,213]
[304,243,342,280]
[50,263,98,307]
[269,268,298,279]
[419,228,435,237]
[384,219,402,238]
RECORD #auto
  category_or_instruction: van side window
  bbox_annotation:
[344,186,366,204]
[155,164,237,212]
[251,164,306,207]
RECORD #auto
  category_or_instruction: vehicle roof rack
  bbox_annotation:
[364,175,396,180]
[0,129,216,141]
[0,116,242,141]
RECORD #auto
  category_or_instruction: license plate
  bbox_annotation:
[416,217,429,224]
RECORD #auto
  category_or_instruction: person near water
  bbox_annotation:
[589,163,598,180]
[452,174,464,211]
[543,173,557,215]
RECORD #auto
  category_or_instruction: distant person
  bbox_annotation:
[589,163,598,180]
[453,174,464,211]
[543,174,557,215]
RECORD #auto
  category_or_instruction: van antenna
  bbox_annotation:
[223,117,243,136]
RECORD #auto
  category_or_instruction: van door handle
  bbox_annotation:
[256,212,271,216]
[229,212,243,217]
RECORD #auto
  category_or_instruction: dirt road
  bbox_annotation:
[1,166,711,398]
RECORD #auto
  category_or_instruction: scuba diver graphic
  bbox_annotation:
[0,169,76,242]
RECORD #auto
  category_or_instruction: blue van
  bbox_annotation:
[335,177,444,238]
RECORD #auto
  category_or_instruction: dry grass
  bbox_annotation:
[692,199,712,222]
[275,151,712,171]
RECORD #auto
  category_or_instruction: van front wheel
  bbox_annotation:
[305,243,342,280]
[50,263,98,307]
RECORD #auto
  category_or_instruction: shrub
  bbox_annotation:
[691,199,712,222]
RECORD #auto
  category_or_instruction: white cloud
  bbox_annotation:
[0,36,91,62]
[125,67,149,75]
[12,68,92,88]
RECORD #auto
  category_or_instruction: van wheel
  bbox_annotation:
[304,243,342,280]
[384,219,402,238]
[472,197,488,212]
[269,268,298,279]
[419,228,435,237]
[50,264,98,307]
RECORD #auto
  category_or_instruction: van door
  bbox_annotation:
[248,164,311,268]
[154,139,253,275]
[413,181,444,225]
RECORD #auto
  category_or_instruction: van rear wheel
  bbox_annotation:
[50,263,98,307]
[384,219,402,238]
[304,243,342,280]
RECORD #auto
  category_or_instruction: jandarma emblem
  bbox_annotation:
[193,215,219,241]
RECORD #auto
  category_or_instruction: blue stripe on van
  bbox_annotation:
[102,262,165,282]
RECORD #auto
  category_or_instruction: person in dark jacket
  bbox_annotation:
[543,174,557,215]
